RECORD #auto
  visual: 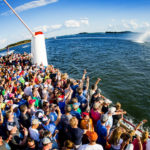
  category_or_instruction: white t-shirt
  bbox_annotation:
[125,144,134,150]
[105,115,113,129]
[146,139,150,150]
[29,127,40,142]
[111,139,123,150]
[78,144,103,150]
[24,86,32,96]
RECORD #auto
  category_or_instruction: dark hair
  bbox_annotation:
[65,105,72,113]
[27,137,34,142]
[20,105,27,112]
[121,133,131,141]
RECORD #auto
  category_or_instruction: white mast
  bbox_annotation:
[3,0,48,66]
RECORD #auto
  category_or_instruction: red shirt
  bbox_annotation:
[132,138,147,150]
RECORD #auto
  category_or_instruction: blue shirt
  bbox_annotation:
[71,84,79,97]
[17,99,28,106]
[96,120,107,146]
[14,109,21,118]
[42,122,56,134]
[76,95,87,104]
[58,101,66,114]
[49,112,57,123]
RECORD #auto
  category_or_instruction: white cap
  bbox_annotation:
[42,137,51,145]
[35,109,44,119]
[108,107,116,114]
[101,114,108,122]
[38,112,43,118]
[104,99,112,104]
[18,95,22,99]
[32,119,40,125]
[7,122,16,131]
[42,116,49,122]
[12,104,19,109]
[25,82,29,85]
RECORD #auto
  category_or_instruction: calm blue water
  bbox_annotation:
[6,32,150,127]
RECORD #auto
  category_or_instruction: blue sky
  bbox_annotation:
[0,0,150,48]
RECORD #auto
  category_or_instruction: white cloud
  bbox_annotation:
[142,22,150,28]
[33,24,62,32]
[34,25,50,32]
[51,24,62,29]
[80,18,89,25]
[65,20,80,28]
[129,20,138,29]
[2,0,58,15]
[64,18,89,28]
[121,19,138,29]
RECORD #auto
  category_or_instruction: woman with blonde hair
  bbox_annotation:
[67,117,86,149]
[113,102,126,127]
[108,127,124,150]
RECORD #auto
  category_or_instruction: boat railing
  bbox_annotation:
[121,118,150,138]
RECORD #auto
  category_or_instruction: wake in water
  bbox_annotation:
[135,31,150,43]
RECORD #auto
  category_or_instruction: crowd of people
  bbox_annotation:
[0,52,149,150]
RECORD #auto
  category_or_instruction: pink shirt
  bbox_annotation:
[90,108,101,126]
[132,138,146,150]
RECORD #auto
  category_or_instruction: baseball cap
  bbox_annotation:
[29,99,36,105]
[42,116,49,124]
[34,84,39,88]
[12,104,19,109]
[104,99,112,104]
[7,122,16,131]
[57,95,64,101]
[25,82,29,85]
[82,112,89,118]
[42,137,51,145]
[101,114,108,122]
[32,119,40,125]
[35,110,44,120]
[108,107,116,114]
[5,100,13,105]
[86,131,98,141]
[17,94,22,99]
[73,102,80,106]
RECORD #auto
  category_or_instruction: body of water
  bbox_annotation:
[9,32,150,127]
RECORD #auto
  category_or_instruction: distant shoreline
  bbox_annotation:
[0,39,31,51]
[78,31,132,35]
[0,31,133,51]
